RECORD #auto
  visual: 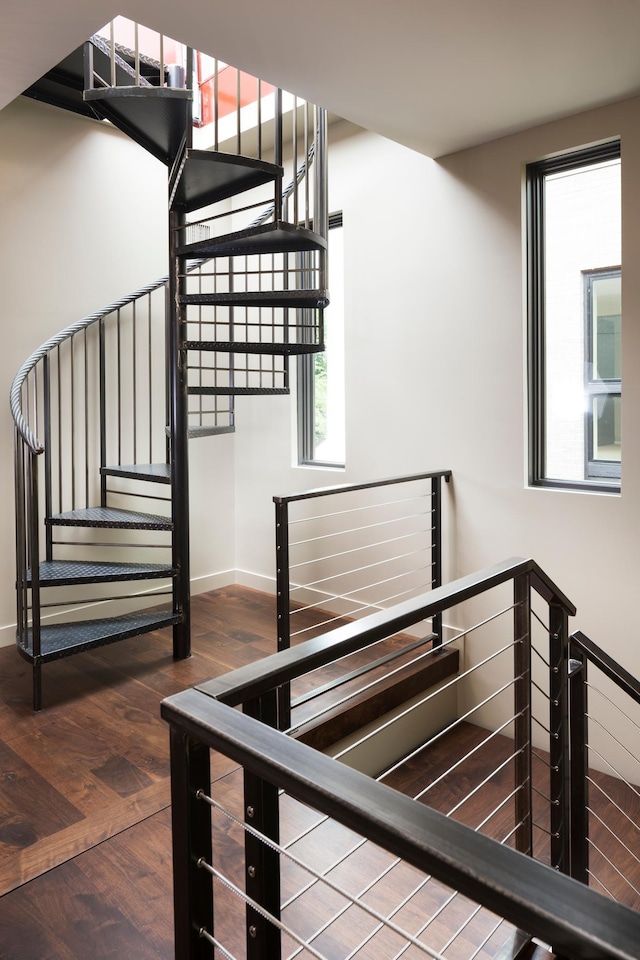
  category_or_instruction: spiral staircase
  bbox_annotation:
[12,28,328,709]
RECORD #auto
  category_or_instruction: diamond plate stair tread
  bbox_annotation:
[28,560,174,587]
[177,222,327,258]
[188,424,235,438]
[188,386,289,396]
[20,610,179,662]
[179,289,329,309]
[101,463,171,484]
[172,149,282,212]
[46,507,172,530]
[185,340,323,356]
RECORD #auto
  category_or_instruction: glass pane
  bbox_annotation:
[593,394,621,462]
[312,225,345,464]
[543,157,621,483]
[592,275,621,381]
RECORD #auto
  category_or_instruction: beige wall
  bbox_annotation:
[0,96,236,645]
[232,98,640,696]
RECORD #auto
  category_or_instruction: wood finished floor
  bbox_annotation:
[0,585,632,959]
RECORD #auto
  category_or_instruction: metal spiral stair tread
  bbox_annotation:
[19,610,180,662]
[45,506,172,530]
[27,559,175,587]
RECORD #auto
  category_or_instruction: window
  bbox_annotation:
[584,269,621,479]
[527,141,621,491]
[298,212,345,466]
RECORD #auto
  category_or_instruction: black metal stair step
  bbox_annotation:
[188,386,289,396]
[27,560,174,587]
[19,610,180,663]
[185,340,323,356]
[84,86,192,166]
[179,290,329,309]
[177,221,327,259]
[187,424,235,438]
[101,463,171,484]
[46,506,172,531]
[171,149,282,213]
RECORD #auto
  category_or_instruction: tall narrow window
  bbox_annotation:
[527,142,621,490]
[298,212,345,466]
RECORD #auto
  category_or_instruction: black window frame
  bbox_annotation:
[526,139,621,493]
[583,267,621,481]
[298,211,344,467]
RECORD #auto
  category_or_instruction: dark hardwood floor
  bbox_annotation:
[0,586,632,959]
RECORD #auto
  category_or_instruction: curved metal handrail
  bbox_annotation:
[10,275,171,455]
[10,129,322,456]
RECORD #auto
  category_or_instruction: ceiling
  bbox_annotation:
[2,0,640,158]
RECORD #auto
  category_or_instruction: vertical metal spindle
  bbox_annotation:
[117,308,122,466]
[304,102,310,227]
[568,641,589,883]
[110,20,116,88]
[99,319,108,507]
[159,34,164,86]
[236,67,241,155]
[42,356,53,561]
[274,89,283,204]
[84,328,89,507]
[257,78,262,159]
[243,692,281,960]
[148,293,153,463]
[549,602,570,875]
[70,335,76,510]
[293,96,299,227]
[431,476,443,646]
[274,498,291,729]
[14,432,26,651]
[133,300,137,462]
[134,22,140,86]
[214,59,219,151]
[513,573,533,856]
[56,344,62,513]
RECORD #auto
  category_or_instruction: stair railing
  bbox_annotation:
[274,470,452,728]
[566,629,640,905]
[11,46,328,687]
[11,277,173,671]
[162,558,640,959]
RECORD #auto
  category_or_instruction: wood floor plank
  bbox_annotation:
[0,778,171,897]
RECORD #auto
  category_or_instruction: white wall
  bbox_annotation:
[0,96,235,645]
[232,99,640,694]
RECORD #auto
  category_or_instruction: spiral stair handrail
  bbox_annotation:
[10,140,318,456]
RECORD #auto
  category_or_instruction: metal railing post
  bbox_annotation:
[513,573,533,856]
[27,452,42,710]
[169,206,191,659]
[98,318,108,507]
[274,498,291,730]
[42,357,53,560]
[169,725,213,959]
[431,475,443,646]
[549,601,570,874]
[568,642,589,883]
[243,691,281,960]
[274,89,283,219]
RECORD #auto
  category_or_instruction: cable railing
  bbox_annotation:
[568,630,640,910]
[274,471,451,729]
[162,556,640,959]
